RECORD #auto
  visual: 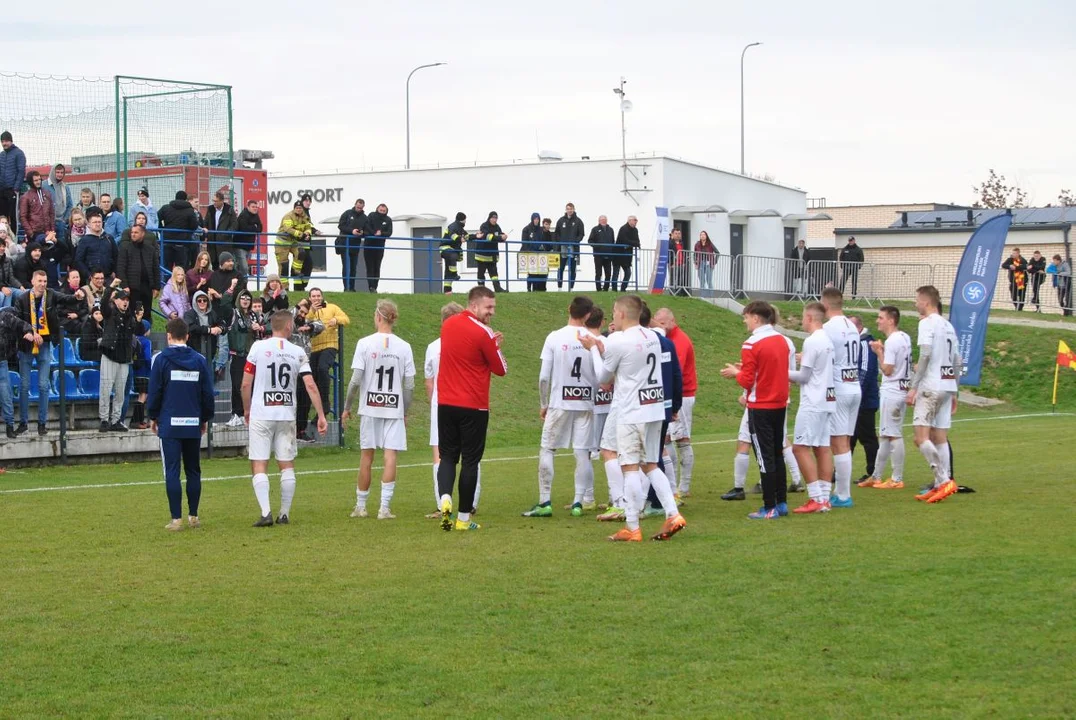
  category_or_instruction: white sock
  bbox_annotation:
[662,443,678,491]
[458,511,469,522]
[279,468,296,515]
[873,439,892,480]
[733,452,750,489]
[440,492,452,509]
[677,441,694,493]
[834,452,853,500]
[891,437,905,481]
[252,473,271,516]
[623,470,643,530]
[538,449,555,504]
[356,489,370,510]
[821,480,832,500]
[639,472,652,511]
[937,442,951,482]
[474,464,482,509]
[433,462,440,508]
[604,459,625,507]
[381,481,395,511]
[573,449,593,505]
[808,480,825,503]
[646,468,679,518]
[783,445,802,486]
[918,440,943,484]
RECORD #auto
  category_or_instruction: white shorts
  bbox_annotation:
[793,408,832,448]
[878,394,908,437]
[829,393,861,438]
[360,415,407,451]
[541,408,593,451]
[913,390,954,430]
[248,419,297,462]
[599,407,619,452]
[617,421,663,466]
[669,395,695,441]
[592,412,609,452]
[428,402,438,446]
[739,408,789,444]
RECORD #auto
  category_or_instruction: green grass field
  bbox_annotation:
[2,293,1075,717]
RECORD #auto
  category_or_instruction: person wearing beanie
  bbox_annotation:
[440,212,468,295]
[363,202,392,293]
[158,190,201,270]
[97,279,147,432]
[13,241,46,287]
[475,211,507,293]
[521,212,554,292]
[0,132,26,233]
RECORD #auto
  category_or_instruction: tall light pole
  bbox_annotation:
[613,77,632,195]
[406,62,446,169]
[740,42,761,175]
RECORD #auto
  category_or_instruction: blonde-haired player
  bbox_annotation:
[341,299,416,520]
[789,302,836,513]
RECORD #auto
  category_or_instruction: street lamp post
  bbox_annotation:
[740,42,761,175]
[406,62,446,169]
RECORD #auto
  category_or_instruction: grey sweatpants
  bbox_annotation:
[99,355,130,424]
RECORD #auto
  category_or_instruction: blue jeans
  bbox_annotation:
[0,291,13,309]
[0,358,14,426]
[699,263,714,290]
[557,252,578,289]
[19,342,51,425]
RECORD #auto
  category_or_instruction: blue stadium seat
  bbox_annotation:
[8,371,19,398]
[78,369,100,399]
[62,338,94,368]
[52,370,84,399]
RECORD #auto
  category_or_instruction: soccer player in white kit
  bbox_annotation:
[582,307,607,508]
[863,305,912,489]
[580,295,686,542]
[523,296,597,518]
[907,285,962,504]
[241,310,328,527]
[789,302,836,514]
[821,287,862,508]
[341,299,416,520]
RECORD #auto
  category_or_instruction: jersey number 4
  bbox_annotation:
[570,357,582,381]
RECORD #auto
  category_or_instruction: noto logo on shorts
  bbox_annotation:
[366,391,400,408]
[962,281,987,305]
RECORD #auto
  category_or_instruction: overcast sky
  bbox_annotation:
[5,0,1074,206]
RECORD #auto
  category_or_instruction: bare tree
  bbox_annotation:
[972,169,1028,209]
[1058,189,1075,207]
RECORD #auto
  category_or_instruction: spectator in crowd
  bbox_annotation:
[839,236,864,297]
[290,298,324,441]
[132,210,159,248]
[235,198,262,278]
[183,290,226,363]
[0,221,21,265]
[63,208,87,263]
[337,198,366,292]
[185,251,213,298]
[56,269,87,335]
[159,266,191,320]
[97,279,144,432]
[1050,254,1072,315]
[0,236,21,309]
[276,200,314,292]
[225,289,256,427]
[79,305,104,363]
[208,251,246,313]
[45,164,73,242]
[203,190,238,268]
[132,211,148,228]
[788,238,810,296]
[100,194,128,242]
[304,288,349,441]
[521,213,553,292]
[694,230,717,292]
[0,305,35,438]
[39,231,66,289]
[364,202,393,293]
[81,268,107,314]
[0,131,27,232]
[1001,247,1029,311]
[588,215,615,292]
[555,202,584,291]
[14,270,78,435]
[440,212,467,295]
[129,187,158,229]
[18,170,55,243]
[74,208,118,279]
[849,315,879,483]
[13,242,45,288]
[117,223,160,312]
[613,215,639,292]
[158,190,200,270]
[74,188,98,219]
[261,273,289,312]
[123,304,152,429]
[249,297,268,341]
[1028,249,1046,312]
[668,228,688,295]
[475,210,507,293]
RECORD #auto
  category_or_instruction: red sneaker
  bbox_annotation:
[792,499,829,514]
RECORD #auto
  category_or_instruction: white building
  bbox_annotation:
[265,155,818,293]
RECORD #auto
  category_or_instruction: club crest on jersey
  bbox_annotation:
[561,386,593,401]
[639,386,664,405]
[264,390,293,406]
[366,391,400,408]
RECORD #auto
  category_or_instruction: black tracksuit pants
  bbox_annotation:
[748,407,787,509]
[850,405,879,476]
[436,405,489,514]
[363,247,384,291]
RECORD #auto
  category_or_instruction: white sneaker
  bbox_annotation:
[350,505,368,518]
[164,519,184,532]
[230,414,245,427]
[377,507,396,520]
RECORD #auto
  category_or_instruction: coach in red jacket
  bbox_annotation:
[720,300,792,519]
[436,285,508,531]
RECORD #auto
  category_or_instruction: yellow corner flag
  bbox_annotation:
[1053,340,1076,407]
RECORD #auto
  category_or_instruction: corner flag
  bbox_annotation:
[1052,340,1076,408]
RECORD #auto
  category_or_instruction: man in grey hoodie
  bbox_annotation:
[45,165,73,243]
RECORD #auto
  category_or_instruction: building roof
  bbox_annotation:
[890,207,1076,229]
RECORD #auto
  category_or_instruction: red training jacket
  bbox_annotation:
[736,324,790,410]
[437,310,508,411]
[667,325,697,396]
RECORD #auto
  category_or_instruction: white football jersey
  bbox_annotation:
[824,315,863,396]
[539,325,597,411]
[424,338,441,407]
[797,328,836,413]
[245,337,312,422]
[917,314,959,392]
[352,332,416,419]
[880,330,912,398]
[600,326,665,425]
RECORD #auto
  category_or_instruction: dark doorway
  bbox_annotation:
[784,226,797,258]
[412,227,443,294]
[671,219,691,295]
[730,223,744,296]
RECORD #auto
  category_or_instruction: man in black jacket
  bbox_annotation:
[98,280,145,432]
[117,224,160,313]
[1028,250,1047,311]
[208,252,247,314]
[440,212,467,295]
[336,198,366,292]
[364,203,392,293]
[475,210,507,293]
[787,238,810,296]
[588,215,615,292]
[158,191,201,271]
[521,213,553,292]
[839,236,864,297]
[555,202,584,290]
[0,306,35,438]
[13,242,46,288]
[613,215,640,292]
[0,238,22,308]
[203,191,239,269]
[235,199,263,278]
